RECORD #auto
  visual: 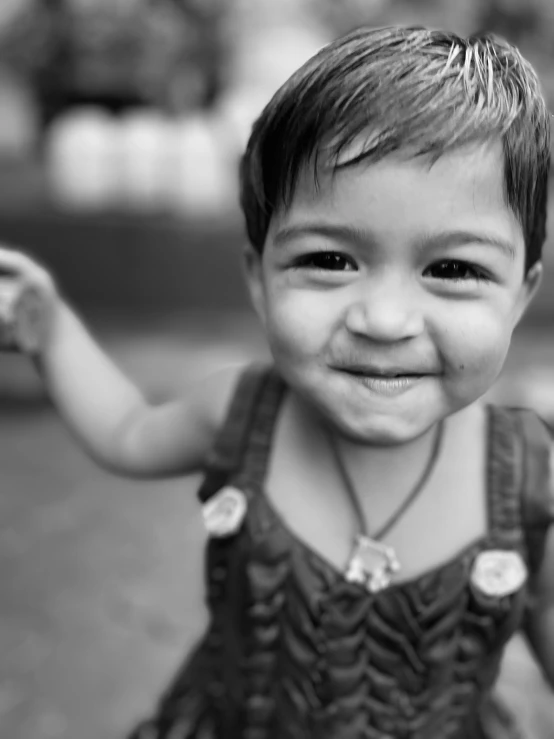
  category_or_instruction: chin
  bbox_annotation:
[304,391,425,444]
[336,415,428,446]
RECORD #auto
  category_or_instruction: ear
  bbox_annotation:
[514,261,543,326]
[243,244,267,326]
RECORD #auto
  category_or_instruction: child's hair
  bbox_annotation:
[240,25,551,273]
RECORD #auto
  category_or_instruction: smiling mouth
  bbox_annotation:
[338,368,427,396]
[342,369,425,379]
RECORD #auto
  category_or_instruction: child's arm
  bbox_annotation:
[0,245,243,478]
[523,447,554,686]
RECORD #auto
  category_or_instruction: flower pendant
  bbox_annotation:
[470,549,527,598]
[202,486,248,537]
[345,534,401,593]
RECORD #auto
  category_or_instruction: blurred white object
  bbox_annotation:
[231,25,330,95]
[45,107,121,210]
[168,114,238,218]
[217,87,271,153]
[217,24,331,155]
[119,110,175,211]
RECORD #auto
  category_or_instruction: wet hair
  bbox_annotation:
[240,25,551,273]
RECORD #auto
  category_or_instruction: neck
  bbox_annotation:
[293,392,446,490]
[338,424,443,496]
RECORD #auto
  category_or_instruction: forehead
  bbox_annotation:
[268,141,524,256]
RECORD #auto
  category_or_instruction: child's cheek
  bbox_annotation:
[441,308,512,397]
[264,291,333,363]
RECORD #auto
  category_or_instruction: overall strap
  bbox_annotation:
[197,362,272,504]
[511,408,553,575]
[487,406,524,550]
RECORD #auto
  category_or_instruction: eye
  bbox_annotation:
[292,252,357,271]
[426,259,490,283]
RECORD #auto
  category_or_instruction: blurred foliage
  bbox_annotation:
[0,0,553,115]
[0,1,56,77]
[0,0,229,117]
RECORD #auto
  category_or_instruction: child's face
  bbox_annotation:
[245,141,542,443]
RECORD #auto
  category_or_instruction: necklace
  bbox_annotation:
[327,421,444,593]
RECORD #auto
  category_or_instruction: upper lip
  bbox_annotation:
[339,365,429,377]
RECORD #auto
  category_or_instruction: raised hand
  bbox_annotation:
[0,245,58,355]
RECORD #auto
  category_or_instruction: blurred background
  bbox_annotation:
[0,1,553,738]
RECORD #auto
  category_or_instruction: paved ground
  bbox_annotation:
[0,313,553,739]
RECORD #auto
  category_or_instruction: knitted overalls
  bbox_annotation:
[131,363,553,739]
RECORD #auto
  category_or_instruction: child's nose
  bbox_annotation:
[344,276,425,342]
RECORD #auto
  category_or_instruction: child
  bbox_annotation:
[3,24,554,739]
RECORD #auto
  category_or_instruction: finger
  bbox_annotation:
[0,246,56,295]
[0,248,52,289]
[15,285,51,355]
[0,245,39,275]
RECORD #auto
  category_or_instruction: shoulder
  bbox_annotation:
[491,404,552,469]
[115,361,267,478]
[191,360,272,447]
[192,362,248,436]
[506,408,554,576]
[506,406,553,511]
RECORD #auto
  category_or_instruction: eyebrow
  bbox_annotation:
[273,222,517,261]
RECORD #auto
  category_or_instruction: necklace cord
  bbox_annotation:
[328,420,444,541]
